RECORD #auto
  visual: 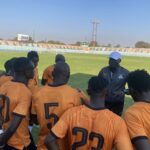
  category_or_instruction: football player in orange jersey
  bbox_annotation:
[124,70,150,150]
[27,51,40,148]
[27,51,39,90]
[45,76,133,150]
[0,57,35,150]
[41,54,65,85]
[31,62,82,150]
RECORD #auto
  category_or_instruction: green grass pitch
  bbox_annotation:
[0,51,149,142]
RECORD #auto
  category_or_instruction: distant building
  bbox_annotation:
[80,42,89,48]
[17,34,30,42]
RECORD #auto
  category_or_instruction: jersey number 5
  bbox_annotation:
[72,127,104,150]
[44,102,59,129]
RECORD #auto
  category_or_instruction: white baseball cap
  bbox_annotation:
[109,51,122,60]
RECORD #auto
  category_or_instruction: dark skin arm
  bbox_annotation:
[0,114,23,147]
[133,138,150,150]
[45,132,59,150]
[41,79,47,85]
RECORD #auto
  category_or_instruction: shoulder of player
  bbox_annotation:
[36,84,68,95]
[119,66,129,74]
[43,65,50,72]
[69,105,82,111]
[9,81,32,96]
[101,66,109,71]
[99,66,110,75]
[105,109,125,124]
[64,85,80,94]
[46,65,54,71]
[126,102,142,113]
[20,83,32,96]
[63,105,83,116]
[0,75,9,80]
[33,85,48,96]
[0,74,5,79]
[124,103,145,119]
[0,80,12,88]
[43,65,53,75]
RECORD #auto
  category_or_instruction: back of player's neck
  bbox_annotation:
[13,76,27,85]
[53,79,67,86]
[90,97,105,108]
[135,91,150,102]
[136,98,150,103]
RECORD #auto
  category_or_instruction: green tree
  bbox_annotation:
[135,41,150,48]
[114,44,121,48]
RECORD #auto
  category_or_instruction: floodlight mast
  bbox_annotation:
[91,19,99,47]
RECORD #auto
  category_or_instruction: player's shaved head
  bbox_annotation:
[52,62,70,84]
[55,54,65,63]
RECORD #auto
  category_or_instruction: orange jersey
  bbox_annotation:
[28,67,39,90]
[125,102,150,142]
[77,90,89,104]
[42,65,54,85]
[52,105,133,150]
[30,85,41,115]
[0,75,13,87]
[32,84,81,150]
[0,81,31,150]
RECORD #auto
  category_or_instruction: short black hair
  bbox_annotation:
[55,54,65,63]
[127,70,150,93]
[53,62,70,78]
[27,51,39,59]
[4,57,17,73]
[4,60,12,73]
[13,57,32,73]
[88,76,108,93]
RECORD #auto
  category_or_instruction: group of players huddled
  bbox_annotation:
[0,51,149,150]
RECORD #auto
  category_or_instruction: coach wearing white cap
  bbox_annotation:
[98,51,129,116]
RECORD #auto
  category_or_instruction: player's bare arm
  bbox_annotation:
[132,138,150,150]
[45,132,59,150]
[0,114,23,147]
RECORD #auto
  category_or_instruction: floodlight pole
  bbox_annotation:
[92,19,99,46]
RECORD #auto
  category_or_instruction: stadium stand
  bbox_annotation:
[1,40,150,56]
